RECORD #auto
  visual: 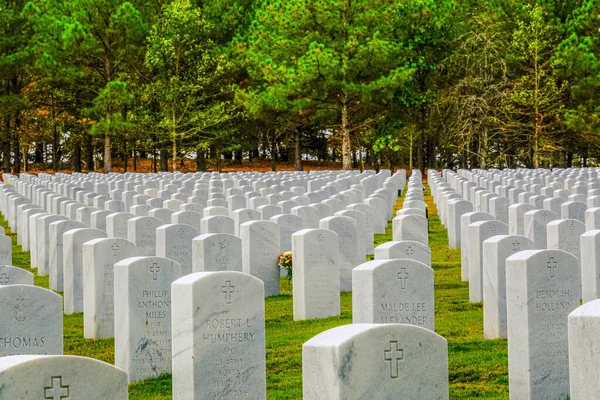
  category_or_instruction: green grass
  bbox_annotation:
[2,185,509,399]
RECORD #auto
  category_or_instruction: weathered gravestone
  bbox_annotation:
[506,249,580,399]
[63,228,107,314]
[241,220,280,296]
[0,355,128,399]
[83,237,137,339]
[171,271,266,399]
[292,229,340,320]
[353,259,434,331]
[114,256,182,382]
[156,223,197,275]
[192,233,242,272]
[0,285,62,356]
[303,324,449,400]
[482,234,534,339]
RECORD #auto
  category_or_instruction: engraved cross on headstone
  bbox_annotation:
[405,246,414,256]
[512,241,520,252]
[547,257,557,278]
[384,341,403,379]
[0,273,8,285]
[111,243,120,256]
[397,268,409,289]
[44,376,70,400]
[150,263,160,280]
[222,281,234,304]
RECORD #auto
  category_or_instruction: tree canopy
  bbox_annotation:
[2,0,600,173]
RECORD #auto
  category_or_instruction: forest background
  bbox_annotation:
[2,0,600,173]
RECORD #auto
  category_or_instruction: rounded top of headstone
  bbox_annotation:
[303,322,446,348]
[172,271,264,293]
[505,248,576,263]
[354,258,431,273]
[0,355,128,399]
[569,299,600,319]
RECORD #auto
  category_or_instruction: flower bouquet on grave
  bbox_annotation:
[279,251,293,280]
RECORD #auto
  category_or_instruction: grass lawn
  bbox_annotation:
[2,184,509,399]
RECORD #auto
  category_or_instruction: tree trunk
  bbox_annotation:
[234,150,243,165]
[352,150,358,169]
[13,113,20,173]
[358,147,363,172]
[123,140,128,173]
[416,131,424,173]
[104,133,112,173]
[153,147,157,173]
[23,143,28,172]
[271,139,277,172]
[427,134,436,170]
[172,137,177,172]
[35,142,43,163]
[3,116,11,173]
[341,101,352,170]
[160,147,168,171]
[409,130,414,172]
[52,123,59,171]
[294,127,303,171]
[73,142,82,172]
[196,148,206,171]
[85,134,94,171]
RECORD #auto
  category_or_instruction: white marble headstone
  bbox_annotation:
[171,271,266,399]
[303,324,448,399]
[0,285,63,357]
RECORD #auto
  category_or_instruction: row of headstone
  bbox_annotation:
[302,172,448,398]
[0,169,406,391]
[431,167,600,399]
[1,167,403,286]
